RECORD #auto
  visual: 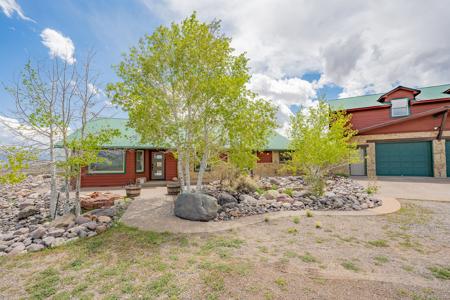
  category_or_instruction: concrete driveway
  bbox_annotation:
[353,176,450,202]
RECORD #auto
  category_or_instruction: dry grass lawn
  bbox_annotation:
[1,199,449,299]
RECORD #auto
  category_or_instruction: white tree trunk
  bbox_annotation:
[49,132,58,219]
[63,146,71,214]
[176,148,186,192]
[196,150,208,192]
[74,168,81,216]
[185,150,191,192]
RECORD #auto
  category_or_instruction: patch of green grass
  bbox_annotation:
[256,188,264,195]
[200,237,244,254]
[306,210,313,217]
[299,252,318,263]
[368,239,389,247]
[71,282,89,296]
[26,267,60,299]
[202,271,225,292]
[292,216,300,224]
[428,266,450,280]
[373,255,389,265]
[274,277,287,290]
[287,227,298,234]
[341,260,360,272]
[64,258,85,271]
[144,273,180,298]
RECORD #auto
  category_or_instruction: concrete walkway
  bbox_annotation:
[353,176,450,202]
[120,187,400,234]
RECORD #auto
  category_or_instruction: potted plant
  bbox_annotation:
[167,178,181,195]
[125,181,141,198]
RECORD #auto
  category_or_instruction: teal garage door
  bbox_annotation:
[375,141,433,176]
[446,141,450,177]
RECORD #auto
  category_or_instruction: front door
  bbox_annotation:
[151,152,165,180]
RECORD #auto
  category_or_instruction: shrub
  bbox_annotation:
[315,221,322,228]
[233,175,259,193]
[214,161,241,187]
[306,210,313,218]
[292,216,300,224]
[284,188,293,197]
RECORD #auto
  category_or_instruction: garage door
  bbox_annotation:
[446,141,450,177]
[376,141,433,176]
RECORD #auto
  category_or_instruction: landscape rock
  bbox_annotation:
[50,214,76,228]
[97,216,111,223]
[174,193,219,221]
[30,227,46,239]
[27,243,44,252]
[17,206,39,220]
[42,236,55,247]
[217,192,237,206]
[75,216,91,225]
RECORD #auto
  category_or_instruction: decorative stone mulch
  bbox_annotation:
[204,176,382,221]
[0,175,129,256]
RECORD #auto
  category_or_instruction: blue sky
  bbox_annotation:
[1,0,449,136]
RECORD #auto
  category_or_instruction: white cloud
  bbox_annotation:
[248,74,317,135]
[40,28,76,64]
[0,0,34,22]
[150,0,450,99]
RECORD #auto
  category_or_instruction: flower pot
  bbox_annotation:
[125,185,141,198]
[167,182,181,195]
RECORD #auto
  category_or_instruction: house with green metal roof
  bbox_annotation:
[327,84,450,179]
[74,118,290,187]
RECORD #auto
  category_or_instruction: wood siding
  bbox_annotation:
[165,151,178,180]
[257,151,273,163]
[350,100,450,134]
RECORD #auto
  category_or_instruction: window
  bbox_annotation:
[136,150,144,173]
[88,150,125,174]
[279,151,292,163]
[391,98,409,117]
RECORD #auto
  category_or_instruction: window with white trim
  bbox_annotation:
[88,150,125,174]
[136,150,144,173]
[391,98,409,117]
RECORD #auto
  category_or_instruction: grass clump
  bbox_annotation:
[341,260,360,272]
[26,267,60,299]
[234,175,259,193]
[306,210,313,217]
[315,221,322,229]
[144,273,180,298]
[284,188,293,197]
[287,227,298,234]
[274,277,287,290]
[299,252,318,263]
[292,216,300,224]
[428,266,450,280]
[368,239,389,247]
[201,236,244,254]
[373,255,389,265]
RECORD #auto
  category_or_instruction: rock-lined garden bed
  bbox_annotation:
[0,175,129,256]
[203,176,381,221]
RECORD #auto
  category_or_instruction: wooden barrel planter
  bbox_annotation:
[125,185,141,198]
[167,182,181,195]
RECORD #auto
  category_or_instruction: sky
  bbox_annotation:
[1,0,450,141]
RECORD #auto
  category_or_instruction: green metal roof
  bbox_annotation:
[327,83,450,110]
[67,117,290,150]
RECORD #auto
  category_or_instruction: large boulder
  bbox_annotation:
[174,193,219,221]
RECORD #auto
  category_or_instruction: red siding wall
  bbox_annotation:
[165,152,178,180]
[257,151,273,163]
[81,149,138,187]
[350,100,450,134]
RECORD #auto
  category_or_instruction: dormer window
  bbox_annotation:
[391,98,409,117]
